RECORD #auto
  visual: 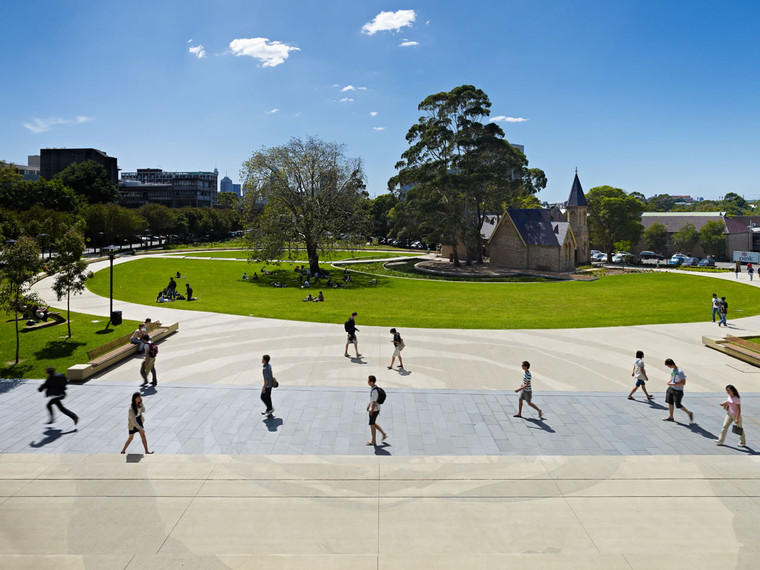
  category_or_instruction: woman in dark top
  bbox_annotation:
[120,392,153,454]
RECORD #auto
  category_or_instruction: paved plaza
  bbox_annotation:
[1,256,759,568]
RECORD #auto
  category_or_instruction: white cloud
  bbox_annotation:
[372,126,386,131]
[188,44,206,58]
[229,37,299,67]
[23,115,93,134]
[341,85,356,92]
[399,40,419,47]
[362,10,416,35]
[267,108,279,114]
[489,116,528,123]
[370,111,378,117]
[340,97,354,103]
[358,86,367,90]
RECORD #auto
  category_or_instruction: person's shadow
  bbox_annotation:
[686,423,718,441]
[30,426,77,448]
[264,416,283,432]
[525,418,555,433]
[372,443,391,456]
[139,385,158,395]
[349,356,367,365]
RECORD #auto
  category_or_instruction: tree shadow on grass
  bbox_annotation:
[33,340,87,360]
[0,363,33,381]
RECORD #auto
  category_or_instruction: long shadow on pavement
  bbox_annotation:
[525,418,555,433]
[264,416,283,431]
[30,426,78,448]
[687,423,718,441]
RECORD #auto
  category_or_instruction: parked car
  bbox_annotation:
[667,253,687,266]
[612,252,633,263]
[639,251,664,260]
[591,252,608,262]
[698,258,716,267]
[590,249,602,258]
[681,257,700,267]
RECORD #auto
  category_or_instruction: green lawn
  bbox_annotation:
[1,311,140,379]
[164,249,420,261]
[86,257,760,329]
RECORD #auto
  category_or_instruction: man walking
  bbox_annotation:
[513,361,543,419]
[344,312,360,358]
[718,296,728,327]
[663,358,694,423]
[366,375,387,445]
[140,334,158,386]
[39,367,79,425]
[627,350,654,400]
[387,328,405,370]
[261,354,275,416]
[711,293,720,323]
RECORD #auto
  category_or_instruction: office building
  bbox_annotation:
[119,168,219,208]
[40,148,118,184]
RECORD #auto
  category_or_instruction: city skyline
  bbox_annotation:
[2,1,760,202]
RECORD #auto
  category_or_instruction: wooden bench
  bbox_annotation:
[703,333,760,367]
[67,321,179,380]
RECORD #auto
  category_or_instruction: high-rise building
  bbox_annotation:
[40,148,118,184]
[220,175,233,194]
[119,168,218,208]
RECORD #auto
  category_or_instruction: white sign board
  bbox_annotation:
[733,251,760,263]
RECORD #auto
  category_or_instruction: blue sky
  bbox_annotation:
[2,1,760,202]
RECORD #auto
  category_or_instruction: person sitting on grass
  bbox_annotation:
[242,272,247,280]
[156,290,170,303]
[302,279,310,289]
[252,272,258,280]
[303,294,315,302]
[185,283,196,301]
[317,291,324,302]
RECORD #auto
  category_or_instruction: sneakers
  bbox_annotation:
[151,381,157,386]
[662,417,675,422]
[387,366,392,369]
[344,353,350,357]
[261,408,275,416]
[140,381,148,386]
[687,411,694,423]
[627,396,635,400]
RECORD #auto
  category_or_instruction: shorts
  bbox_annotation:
[347,333,357,344]
[635,378,646,387]
[393,346,403,357]
[665,387,684,408]
[129,427,142,434]
[519,390,532,402]
[369,411,380,425]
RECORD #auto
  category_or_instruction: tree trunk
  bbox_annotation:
[67,290,72,338]
[306,242,320,275]
[14,292,20,364]
[452,246,461,268]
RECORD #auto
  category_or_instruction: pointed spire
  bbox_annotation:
[567,171,587,207]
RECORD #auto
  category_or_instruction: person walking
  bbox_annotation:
[38,367,79,425]
[748,263,754,281]
[717,296,728,327]
[387,328,405,369]
[120,392,153,454]
[344,312,360,358]
[366,375,387,445]
[261,354,275,416]
[711,293,720,323]
[627,350,654,400]
[735,260,741,279]
[513,361,543,419]
[663,358,694,423]
[716,385,746,447]
[140,334,158,386]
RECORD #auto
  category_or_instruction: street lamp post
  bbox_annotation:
[748,222,756,252]
[103,245,120,329]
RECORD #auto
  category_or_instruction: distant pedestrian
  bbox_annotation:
[716,385,746,447]
[735,261,741,279]
[366,375,387,445]
[120,392,153,454]
[513,361,543,419]
[38,367,79,425]
[261,354,275,416]
[663,358,694,423]
[748,263,754,281]
[711,293,720,323]
[387,328,405,369]
[718,296,728,327]
[140,334,158,386]
[627,350,653,400]
[185,283,195,301]
[166,277,177,300]
[344,312,360,358]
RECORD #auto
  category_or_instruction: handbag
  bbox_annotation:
[732,424,743,436]
[272,377,279,388]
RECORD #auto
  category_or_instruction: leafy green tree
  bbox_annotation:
[699,220,727,258]
[721,192,749,216]
[389,85,544,266]
[586,186,644,259]
[0,161,22,197]
[369,193,398,238]
[241,136,369,274]
[83,203,143,247]
[50,230,92,338]
[0,236,42,364]
[672,223,699,254]
[139,203,176,242]
[54,160,118,203]
[218,192,241,208]
[645,194,676,212]
[643,222,668,254]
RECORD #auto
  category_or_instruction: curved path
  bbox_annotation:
[29,256,760,392]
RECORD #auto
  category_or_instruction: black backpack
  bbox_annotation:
[344,319,352,333]
[373,386,387,404]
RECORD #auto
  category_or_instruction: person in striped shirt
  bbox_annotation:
[513,361,543,419]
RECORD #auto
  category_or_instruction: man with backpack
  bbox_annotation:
[140,334,158,386]
[39,366,79,425]
[344,311,360,358]
[366,375,387,446]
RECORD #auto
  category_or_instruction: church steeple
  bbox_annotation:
[565,171,589,265]
[567,171,587,207]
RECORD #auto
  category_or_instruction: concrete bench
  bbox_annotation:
[67,322,179,380]
[702,333,760,367]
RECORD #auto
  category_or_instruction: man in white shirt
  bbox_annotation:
[366,375,387,446]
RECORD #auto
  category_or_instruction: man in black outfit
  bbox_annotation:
[344,311,360,358]
[39,367,79,425]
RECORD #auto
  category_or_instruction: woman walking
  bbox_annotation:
[120,392,153,454]
[716,385,746,447]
